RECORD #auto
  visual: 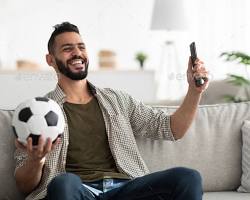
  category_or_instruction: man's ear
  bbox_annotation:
[46,54,55,67]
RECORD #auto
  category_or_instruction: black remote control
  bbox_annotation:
[190,42,205,87]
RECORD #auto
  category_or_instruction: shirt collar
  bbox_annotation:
[52,80,97,104]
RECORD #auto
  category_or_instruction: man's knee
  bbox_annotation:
[48,173,82,192]
[163,167,203,199]
[173,167,202,191]
[47,173,96,199]
[179,168,201,185]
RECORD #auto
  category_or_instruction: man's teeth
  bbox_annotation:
[71,59,84,65]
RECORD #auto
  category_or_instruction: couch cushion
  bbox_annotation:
[238,120,250,192]
[203,192,250,200]
[1,102,249,197]
[0,109,25,199]
[136,102,250,192]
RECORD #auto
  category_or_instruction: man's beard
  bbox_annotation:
[55,56,89,80]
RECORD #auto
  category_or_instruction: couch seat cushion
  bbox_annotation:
[203,192,250,200]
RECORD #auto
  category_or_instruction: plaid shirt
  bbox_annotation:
[14,82,175,200]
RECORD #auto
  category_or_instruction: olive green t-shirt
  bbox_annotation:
[64,97,129,182]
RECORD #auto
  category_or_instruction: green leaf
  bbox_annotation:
[220,51,250,65]
[223,95,244,103]
[227,74,250,86]
[135,52,147,62]
[220,51,250,102]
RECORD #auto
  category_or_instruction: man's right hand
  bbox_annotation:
[15,135,61,163]
[14,135,61,194]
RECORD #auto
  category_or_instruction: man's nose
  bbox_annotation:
[72,47,82,56]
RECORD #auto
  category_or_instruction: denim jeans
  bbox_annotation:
[45,167,203,200]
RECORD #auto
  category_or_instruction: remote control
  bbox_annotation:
[190,42,205,87]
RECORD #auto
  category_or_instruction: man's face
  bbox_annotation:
[52,32,89,80]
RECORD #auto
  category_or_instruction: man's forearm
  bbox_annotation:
[170,87,201,139]
[15,158,45,194]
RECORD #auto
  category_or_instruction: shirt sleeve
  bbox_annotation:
[121,91,176,141]
[14,148,28,174]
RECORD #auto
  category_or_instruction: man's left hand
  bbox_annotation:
[187,57,209,94]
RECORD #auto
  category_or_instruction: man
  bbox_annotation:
[14,22,209,200]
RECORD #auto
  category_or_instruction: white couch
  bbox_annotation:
[0,70,249,199]
[1,102,250,199]
[137,103,250,200]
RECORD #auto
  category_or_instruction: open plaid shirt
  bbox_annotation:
[14,82,175,200]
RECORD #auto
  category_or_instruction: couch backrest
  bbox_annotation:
[0,109,25,199]
[136,102,250,192]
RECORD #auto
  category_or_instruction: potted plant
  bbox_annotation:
[220,51,250,102]
[135,52,148,69]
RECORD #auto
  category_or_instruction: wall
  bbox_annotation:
[0,0,160,70]
[0,70,156,109]
[1,0,250,100]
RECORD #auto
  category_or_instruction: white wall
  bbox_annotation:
[1,0,250,99]
[0,70,156,109]
[0,0,160,71]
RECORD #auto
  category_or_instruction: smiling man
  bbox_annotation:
[14,22,208,200]
[49,33,89,81]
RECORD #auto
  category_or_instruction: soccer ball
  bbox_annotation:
[12,97,65,145]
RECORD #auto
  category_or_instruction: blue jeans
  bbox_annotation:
[46,167,203,200]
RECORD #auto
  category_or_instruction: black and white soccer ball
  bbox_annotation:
[12,97,65,145]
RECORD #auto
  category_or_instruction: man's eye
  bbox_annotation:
[79,46,86,50]
[63,48,72,52]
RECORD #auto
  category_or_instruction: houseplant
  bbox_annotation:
[220,51,250,102]
[135,52,147,69]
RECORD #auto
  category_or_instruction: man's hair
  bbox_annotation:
[48,22,80,54]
